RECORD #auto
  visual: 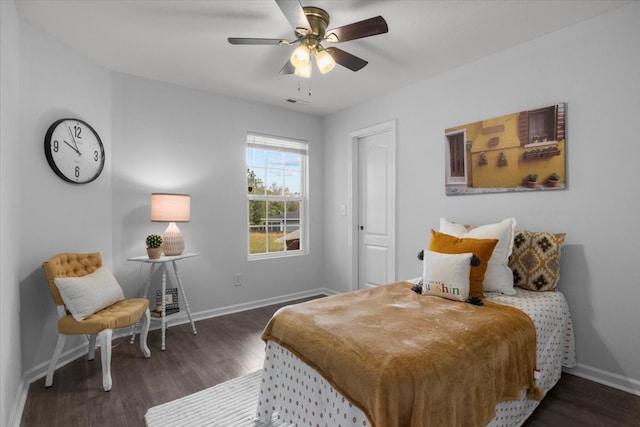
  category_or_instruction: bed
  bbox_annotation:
[254,222,575,427]
[255,283,575,427]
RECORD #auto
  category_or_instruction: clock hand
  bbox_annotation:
[66,125,81,154]
[63,139,81,156]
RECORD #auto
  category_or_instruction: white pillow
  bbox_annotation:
[422,250,472,302]
[439,217,517,295]
[55,267,125,321]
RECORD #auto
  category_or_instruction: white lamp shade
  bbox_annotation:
[151,193,190,223]
[316,50,336,74]
[294,60,312,78]
[290,44,310,68]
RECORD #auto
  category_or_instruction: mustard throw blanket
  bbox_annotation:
[262,281,542,427]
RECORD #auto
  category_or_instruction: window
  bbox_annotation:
[246,133,307,258]
[518,103,566,147]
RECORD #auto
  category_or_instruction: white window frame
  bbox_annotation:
[246,132,308,260]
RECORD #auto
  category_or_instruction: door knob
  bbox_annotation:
[360,226,364,230]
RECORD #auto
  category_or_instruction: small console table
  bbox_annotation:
[128,253,198,350]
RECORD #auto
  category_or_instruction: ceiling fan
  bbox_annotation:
[228,0,388,78]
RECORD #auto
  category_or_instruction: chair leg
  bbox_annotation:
[88,334,97,361]
[98,329,113,391]
[140,308,151,358]
[45,333,66,388]
[128,321,138,344]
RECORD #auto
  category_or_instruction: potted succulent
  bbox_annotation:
[146,234,163,259]
[547,172,560,187]
[526,174,538,189]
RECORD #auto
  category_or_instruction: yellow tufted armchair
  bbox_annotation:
[42,252,151,391]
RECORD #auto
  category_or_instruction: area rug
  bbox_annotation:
[144,370,289,427]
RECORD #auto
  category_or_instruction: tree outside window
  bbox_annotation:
[246,133,307,257]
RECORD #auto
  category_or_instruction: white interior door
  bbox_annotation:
[356,123,396,289]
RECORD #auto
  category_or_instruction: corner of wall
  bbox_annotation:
[1,1,24,426]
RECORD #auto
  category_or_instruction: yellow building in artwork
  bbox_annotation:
[445,103,566,193]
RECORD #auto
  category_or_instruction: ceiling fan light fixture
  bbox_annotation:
[294,60,312,78]
[229,2,388,77]
[290,44,310,68]
[315,49,336,74]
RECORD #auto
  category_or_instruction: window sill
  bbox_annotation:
[248,250,308,261]
[524,140,558,148]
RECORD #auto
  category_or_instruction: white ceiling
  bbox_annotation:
[15,0,631,116]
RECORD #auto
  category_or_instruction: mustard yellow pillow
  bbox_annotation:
[428,230,498,298]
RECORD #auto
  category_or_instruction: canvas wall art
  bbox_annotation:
[445,103,566,195]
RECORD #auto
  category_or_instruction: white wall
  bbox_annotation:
[322,2,640,393]
[1,2,24,425]
[110,73,324,313]
[9,16,324,424]
[14,18,324,380]
[4,2,640,423]
[17,19,114,377]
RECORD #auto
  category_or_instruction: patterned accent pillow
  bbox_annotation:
[422,250,473,301]
[508,230,566,291]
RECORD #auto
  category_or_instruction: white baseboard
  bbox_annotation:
[23,288,335,384]
[564,363,640,396]
[7,378,26,427]
[9,288,335,427]
[10,338,99,426]
[165,288,337,328]
[13,288,637,427]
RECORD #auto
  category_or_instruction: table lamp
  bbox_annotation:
[151,193,191,256]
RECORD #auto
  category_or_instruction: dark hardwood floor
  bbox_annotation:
[21,297,640,426]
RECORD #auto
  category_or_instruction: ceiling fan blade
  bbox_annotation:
[325,16,388,43]
[326,47,368,72]
[228,37,290,45]
[275,0,310,34]
[280,60,295,74]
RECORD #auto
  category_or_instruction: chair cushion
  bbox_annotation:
[58,298,149,334]
[55,267,125,321]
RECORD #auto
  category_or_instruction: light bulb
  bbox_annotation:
[316,50,336,74]
[294,60,312,78]
[290,45,310,68]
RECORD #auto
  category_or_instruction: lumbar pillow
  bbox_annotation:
[55,267,125,321]
[439,217,517,295]
[508,230,566,291]
[422,250,472,301]
[428,230,498,298]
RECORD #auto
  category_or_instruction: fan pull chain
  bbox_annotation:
[295,79,312,98]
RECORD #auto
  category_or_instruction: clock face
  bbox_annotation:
[44,118,105,184]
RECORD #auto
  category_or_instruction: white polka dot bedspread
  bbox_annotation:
[255,287,576,427]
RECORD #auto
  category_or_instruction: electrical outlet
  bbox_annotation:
[234,273,243,286]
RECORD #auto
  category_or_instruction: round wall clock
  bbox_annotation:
[44,118,105,184]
